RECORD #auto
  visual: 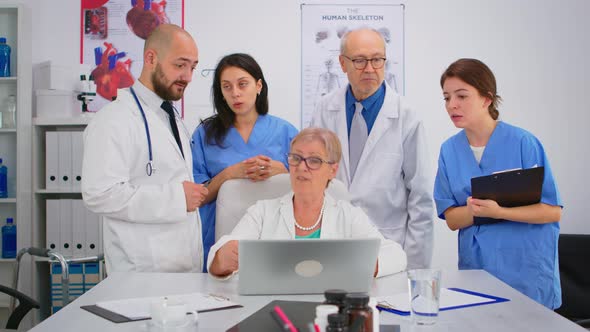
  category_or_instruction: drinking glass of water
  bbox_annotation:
[407,269,441,325]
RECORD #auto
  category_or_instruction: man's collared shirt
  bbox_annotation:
[345,82,386,137]
[132,81,176,136]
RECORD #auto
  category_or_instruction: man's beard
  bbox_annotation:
[151,64,187,101]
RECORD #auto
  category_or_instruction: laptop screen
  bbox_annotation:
[238,238,380,295]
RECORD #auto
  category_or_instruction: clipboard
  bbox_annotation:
[377,288,510,316]
[80,292,243,323]
[226,300,320,332]
[470,166,544,225]
[226,299,401,332]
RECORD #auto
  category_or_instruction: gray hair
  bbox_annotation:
[339,27,387,55]
[290,127,342,164]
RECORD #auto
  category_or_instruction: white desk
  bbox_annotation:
[29,269,584,332]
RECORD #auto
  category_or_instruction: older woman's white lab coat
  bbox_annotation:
[208,192,407,277]
[311,82,434,270]
[82,85,202,273]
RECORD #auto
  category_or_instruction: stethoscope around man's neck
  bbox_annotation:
[129,86,156,176]
[129,86,192,177]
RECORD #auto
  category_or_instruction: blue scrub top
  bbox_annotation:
[433,121,563,309]
[192,114,298,270]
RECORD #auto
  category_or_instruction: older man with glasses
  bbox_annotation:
[311,27,434,270]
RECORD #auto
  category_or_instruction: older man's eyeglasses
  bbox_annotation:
[342,55,387,70]
[287,153,334,170]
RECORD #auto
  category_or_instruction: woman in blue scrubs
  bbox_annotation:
[192,53,298,268]
[434,58,563,309]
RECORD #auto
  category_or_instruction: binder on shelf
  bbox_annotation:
[45,132,59,190]
[471,166,544,225]
[50,262,85,314]
[71,131,84,191]
[46,199,60,251]
[72,199,86,257]
[69,263,84,302]
[98,215,103,255]
[85,208,100,257]
[84,262,101,292]
[59,199,73,257]
[58,131,73,189]
[50,263,63,314]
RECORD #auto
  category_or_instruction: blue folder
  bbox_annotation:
[377,288,510,316]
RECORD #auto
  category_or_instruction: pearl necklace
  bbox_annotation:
[294,198,325,231]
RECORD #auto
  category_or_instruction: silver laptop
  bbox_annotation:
[238,238,380,295]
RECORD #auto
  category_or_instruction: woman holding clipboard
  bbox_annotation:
[433,58,563,309]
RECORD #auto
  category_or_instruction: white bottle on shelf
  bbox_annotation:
[1,94,16,129]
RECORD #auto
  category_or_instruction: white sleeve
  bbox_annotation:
[348,204,407,277]
[206,201,266,277]
[81,106,187,224]
[400,111,434,269]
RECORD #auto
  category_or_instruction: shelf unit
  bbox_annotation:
[0,3,32,327]
[32,117,94,320]
[0,198,16,204]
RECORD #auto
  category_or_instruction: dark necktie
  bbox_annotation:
[161,101,184,159]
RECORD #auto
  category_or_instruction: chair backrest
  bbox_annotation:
[555,233,590,325]
[0,284,40,329]
[215,173,350,241]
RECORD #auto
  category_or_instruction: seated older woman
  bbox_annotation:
[207,127,407,278]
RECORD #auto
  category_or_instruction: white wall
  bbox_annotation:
[11,0,590,270]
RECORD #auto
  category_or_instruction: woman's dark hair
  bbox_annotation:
[440,58,502,120]
[201,53,269,146]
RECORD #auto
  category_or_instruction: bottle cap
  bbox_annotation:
[0,38,6,43]
[316,304,339,317]
[327,313,347,326]
[325,289,348,303]
[345,293,370,307]
[7,218,13,224]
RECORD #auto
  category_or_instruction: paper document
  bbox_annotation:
[95,292,241,320]
[377,288,509,315]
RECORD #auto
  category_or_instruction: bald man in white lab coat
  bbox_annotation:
[82,24,208,273]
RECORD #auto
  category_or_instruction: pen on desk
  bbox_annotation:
[307,322,320,332]
[273,305,298,332]
[270,310,291,331]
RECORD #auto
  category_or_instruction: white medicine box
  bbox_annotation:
[34,61,91,91]
[35,89,80,118]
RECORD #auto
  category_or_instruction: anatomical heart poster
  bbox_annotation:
[81,0,184,112]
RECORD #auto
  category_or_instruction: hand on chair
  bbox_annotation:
[244,155,273,182]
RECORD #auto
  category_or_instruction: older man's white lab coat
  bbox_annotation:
[311,83,434,269]
[82,84,202,273]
